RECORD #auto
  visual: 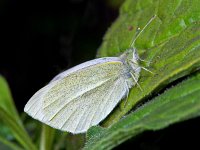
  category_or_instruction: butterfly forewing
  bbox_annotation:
[24,57,129,133]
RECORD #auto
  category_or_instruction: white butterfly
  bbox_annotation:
[24,16,155,134]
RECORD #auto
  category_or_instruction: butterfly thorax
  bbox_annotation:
[120,48,141,88]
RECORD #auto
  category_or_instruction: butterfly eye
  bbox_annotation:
[126,72,132,79]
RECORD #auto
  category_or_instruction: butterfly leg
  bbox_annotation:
[130,72,143,91]
[129,59,154,74]
[141,67,154,74]
[138,57,151,63]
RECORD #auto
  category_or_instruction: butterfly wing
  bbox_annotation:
[24,57,129,133]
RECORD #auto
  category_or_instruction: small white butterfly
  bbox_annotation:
[24,16,156,134]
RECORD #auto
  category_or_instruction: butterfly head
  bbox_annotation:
[120,48,139,64]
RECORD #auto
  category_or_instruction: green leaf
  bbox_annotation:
[40,125,56,150]
[0,76,20,119]
[65,134,85,150]
[84,72,200,150]
[53,131,68,150]
[0,76,37,150]
[97,0,200,127]
[0,136,23,150]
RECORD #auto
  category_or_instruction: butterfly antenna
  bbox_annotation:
[130,15,156,48]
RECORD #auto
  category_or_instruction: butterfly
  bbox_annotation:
[24,15,155,134]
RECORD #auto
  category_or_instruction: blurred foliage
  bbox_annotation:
[0,76,36,150]
[106,0,125,9]
[0,0,200,150]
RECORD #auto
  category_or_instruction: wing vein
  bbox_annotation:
[47,76,118,121]
[101,78,124,119]
[43,75,118,110]
[88,77,120,127]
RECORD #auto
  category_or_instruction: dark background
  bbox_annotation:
[0,0,199,149]
[0,0,118,111]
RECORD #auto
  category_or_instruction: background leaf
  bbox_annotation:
[96,0,200,127]
[40,125,56,150]
[0,136,23,150]
[0,76,20,118]
[0,76,37,150]
[84,72,200,150]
